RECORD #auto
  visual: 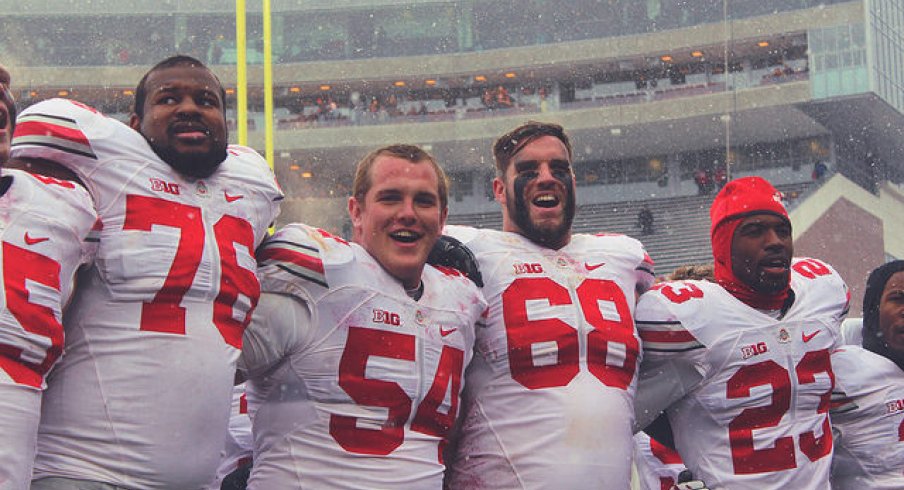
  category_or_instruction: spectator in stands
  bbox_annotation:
[482,87,497,109]
[496,85,513,108]
[813,159,828,180]
[538,86,549,112]
[637,205,654,235]
[385,93,399,116]
[713,166,727,189]
[693,168,709,195]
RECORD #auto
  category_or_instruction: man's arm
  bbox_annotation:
[238,292,312,381]
[634,356,703,433]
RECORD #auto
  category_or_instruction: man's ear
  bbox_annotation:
[492,177,505,204]
[439,206,448,230]
[348,196,362,228]
[129,113,141,131]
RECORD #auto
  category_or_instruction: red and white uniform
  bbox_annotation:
[444,226,655,490]
[829,345,904,489]
[11,98,282,489]
[633,433,687,490]
[0,169,95,490]
[635,258,849,490]
[207,383,253,490]
[242,224,485,489]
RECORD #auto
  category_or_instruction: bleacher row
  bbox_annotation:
[446,182,814,276]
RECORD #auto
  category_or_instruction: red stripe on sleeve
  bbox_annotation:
[639,329,696,343]
[14,120,91,147]
[259,247,324,275]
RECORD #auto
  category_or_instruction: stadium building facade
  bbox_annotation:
[2,0,902,310]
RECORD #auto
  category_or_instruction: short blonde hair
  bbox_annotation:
[352,144,449,210]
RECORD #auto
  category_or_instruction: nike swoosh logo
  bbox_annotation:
[440,327,457,337]
[585,262,605,271]
[802,330,821,342]
[24,233,49,245]
[224,191,244,203]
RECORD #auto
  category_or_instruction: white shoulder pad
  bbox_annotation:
[636,280,717,354]
[831,346,893,402]
[443,224,482,246]
[256,223,353,299]
[12,99,120,164]
[790,257,850,319]
[224,145,284,202]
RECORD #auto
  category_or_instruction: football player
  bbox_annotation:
[241,145,485,488]
[0,64,96,490]
[11,56,283,489]
[442,122,656,489]
[634,176,849,489]
[830,260,904,488]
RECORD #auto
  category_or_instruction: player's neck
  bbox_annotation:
[405,280,424,301]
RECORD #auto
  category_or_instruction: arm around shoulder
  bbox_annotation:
[239,292,313,380]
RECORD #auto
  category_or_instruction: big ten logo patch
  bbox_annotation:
[513,262,543,275]
[150,178,180,195]
[372,308,401,326]
[740,342,768,360]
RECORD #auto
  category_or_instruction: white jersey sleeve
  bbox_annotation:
[239,292,312,380]
[246,223,485,489]
[633,432,688,490]
[208,384,253,490]
[12,99,283,489]
[840,318,863,346]
[0,169,96,490]
[829,346,904,490]
[445,227,651,490]
[635,258,847,490]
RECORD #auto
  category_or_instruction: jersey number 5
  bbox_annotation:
[503,277,637,390]
[331,327,464,458]
[0,243,63,388]
[123,195,258,348]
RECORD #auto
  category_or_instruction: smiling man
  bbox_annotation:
[11,56,283,489]
[633,176,849,489]
[443,122,655,489]
[241,145,485,488]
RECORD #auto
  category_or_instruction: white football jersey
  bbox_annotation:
[243,224,486,489]
[635,258,849,490]
[207,383,253,490]
[633,433,686,490]
[444,225,655,490]
[830,345,904,489]
[0,169,95,490]
[11,98,283,489]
